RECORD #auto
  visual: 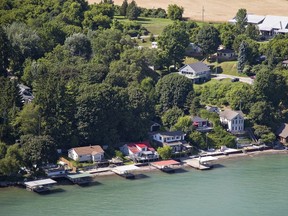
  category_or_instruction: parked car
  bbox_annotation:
[231,78,239,82]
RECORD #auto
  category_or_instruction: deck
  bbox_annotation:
[150,160,181,173]
[24,179,57,193]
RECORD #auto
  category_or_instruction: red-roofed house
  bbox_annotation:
[120,141,159,162]
[68,145,104,162]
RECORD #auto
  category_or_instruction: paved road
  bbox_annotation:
[212,74,254,85]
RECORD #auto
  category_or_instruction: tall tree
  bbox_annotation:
[126,0,140,20]
[157,21,190,68]
[237,41,248,73]
[0,26,10,77]
[235,8,247,34]
[64,33,92,60]
[197,25,221,56]
[120,0,128,16]
[156,74,194,112]
[167,4,184,20]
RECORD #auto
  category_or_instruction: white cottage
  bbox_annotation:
[179,62,211,83]
[68,145,104,162]
[220,110,244,133]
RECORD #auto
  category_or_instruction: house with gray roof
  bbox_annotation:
[179,62,211,83]
[219,109,244,133]
[152,131,191,153]
[229,14,265,25]
[258,15,288,38]
[276,123,288,144]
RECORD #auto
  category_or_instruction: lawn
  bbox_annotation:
[115,16,173,35]
[208,61,248,77]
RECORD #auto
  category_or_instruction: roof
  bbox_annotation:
[197,156,218,163]
[71,145,104,156]
[258,15,288,31]
[67,173,93,179]
[151,160,180,167]
[164,140,187,146]
[127,141,155,154]
[229,14,265,24]
[220,110,244,120]
[157,131,185,138]
[218,49,235,54]
[112,165,140,174]
[277,123,288,138]
[24,179,57,187]
[192,116,207,122]
[179,62,210,73]
[283,60,288,64]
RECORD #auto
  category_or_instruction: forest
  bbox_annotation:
[1,0,288,177]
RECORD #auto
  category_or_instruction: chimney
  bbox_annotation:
[280,21,283,29]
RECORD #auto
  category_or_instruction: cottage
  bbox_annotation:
[152,131,190,153]
[192,116,213,132]
[217,49,236,61]
[19,84,34,103]
[120,141,159,162]
[219,110,244,133]
[185,43,202,56]
[179,62,211,83]
[276,123,288,144]
[206,105,220,114]
[68,145,104,162]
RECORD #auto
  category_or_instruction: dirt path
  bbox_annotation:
[88,0,288,22]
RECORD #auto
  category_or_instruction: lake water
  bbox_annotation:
[1,154,288,216]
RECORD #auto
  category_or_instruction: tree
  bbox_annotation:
[235,8,247,34]
[13,103,40,136]
[22,135,58,168]
[197,25,221,56]
[64,33,92,60]
[249,101,274,126]
[237,41,248,73]
[0,26,10,77]
[167,4,184,20]
[161,107,184,129]
[157,145,172,160]
[126,0,140,20]
[0,142,7,159]
[157,22,190,68]
[217,23,236,49]
[120,0,128,16]
[156,74,193,112]
[172,116,193,133]
[245,24,259,40]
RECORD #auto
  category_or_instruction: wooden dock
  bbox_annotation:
[150,160,181,173]
[24,179,57,193]
[111,165,140,179]
[185,156,218,170]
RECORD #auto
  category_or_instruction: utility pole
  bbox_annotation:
[202,6,204,22]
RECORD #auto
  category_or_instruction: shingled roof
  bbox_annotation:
[277,123,288,138]
[72,145,104,156]
[179,62,210,73]
[220,110,244,120]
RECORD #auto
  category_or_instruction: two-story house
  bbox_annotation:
[219,110,244,133]
[120,141,159,162]
[178,62,211,83]
[152,131,190,153]
[68,145,104,162]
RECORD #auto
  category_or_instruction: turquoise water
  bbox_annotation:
[1,154,288,216]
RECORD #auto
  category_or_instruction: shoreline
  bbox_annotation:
[1,149,287,186]
[92,148,288,179]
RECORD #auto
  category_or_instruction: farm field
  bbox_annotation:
[88,0,288,22]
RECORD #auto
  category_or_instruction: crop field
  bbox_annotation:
[89,0,288,22]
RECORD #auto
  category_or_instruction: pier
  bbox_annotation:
[151,160,181,173]
[24,179,57,193]
[112,165,140,179]
[185,156,218,170]
[66,173,93,185]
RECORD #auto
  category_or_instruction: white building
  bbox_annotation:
[178,62,211,83]
[152,131,190,153]
[68,145,104,162]
[220,110,245,133]
[120,141,159,161]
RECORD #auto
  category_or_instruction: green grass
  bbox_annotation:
[115,16,173,35]
[208,61,248,77]
[193,78,231,92]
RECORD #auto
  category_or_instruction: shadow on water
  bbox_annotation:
[37,188,66,195]
[174,168,189,174]
[212,164,226,169]
[78,181,102,187]
[134,174,150,179]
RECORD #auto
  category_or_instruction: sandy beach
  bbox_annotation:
[88,0,288,22]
